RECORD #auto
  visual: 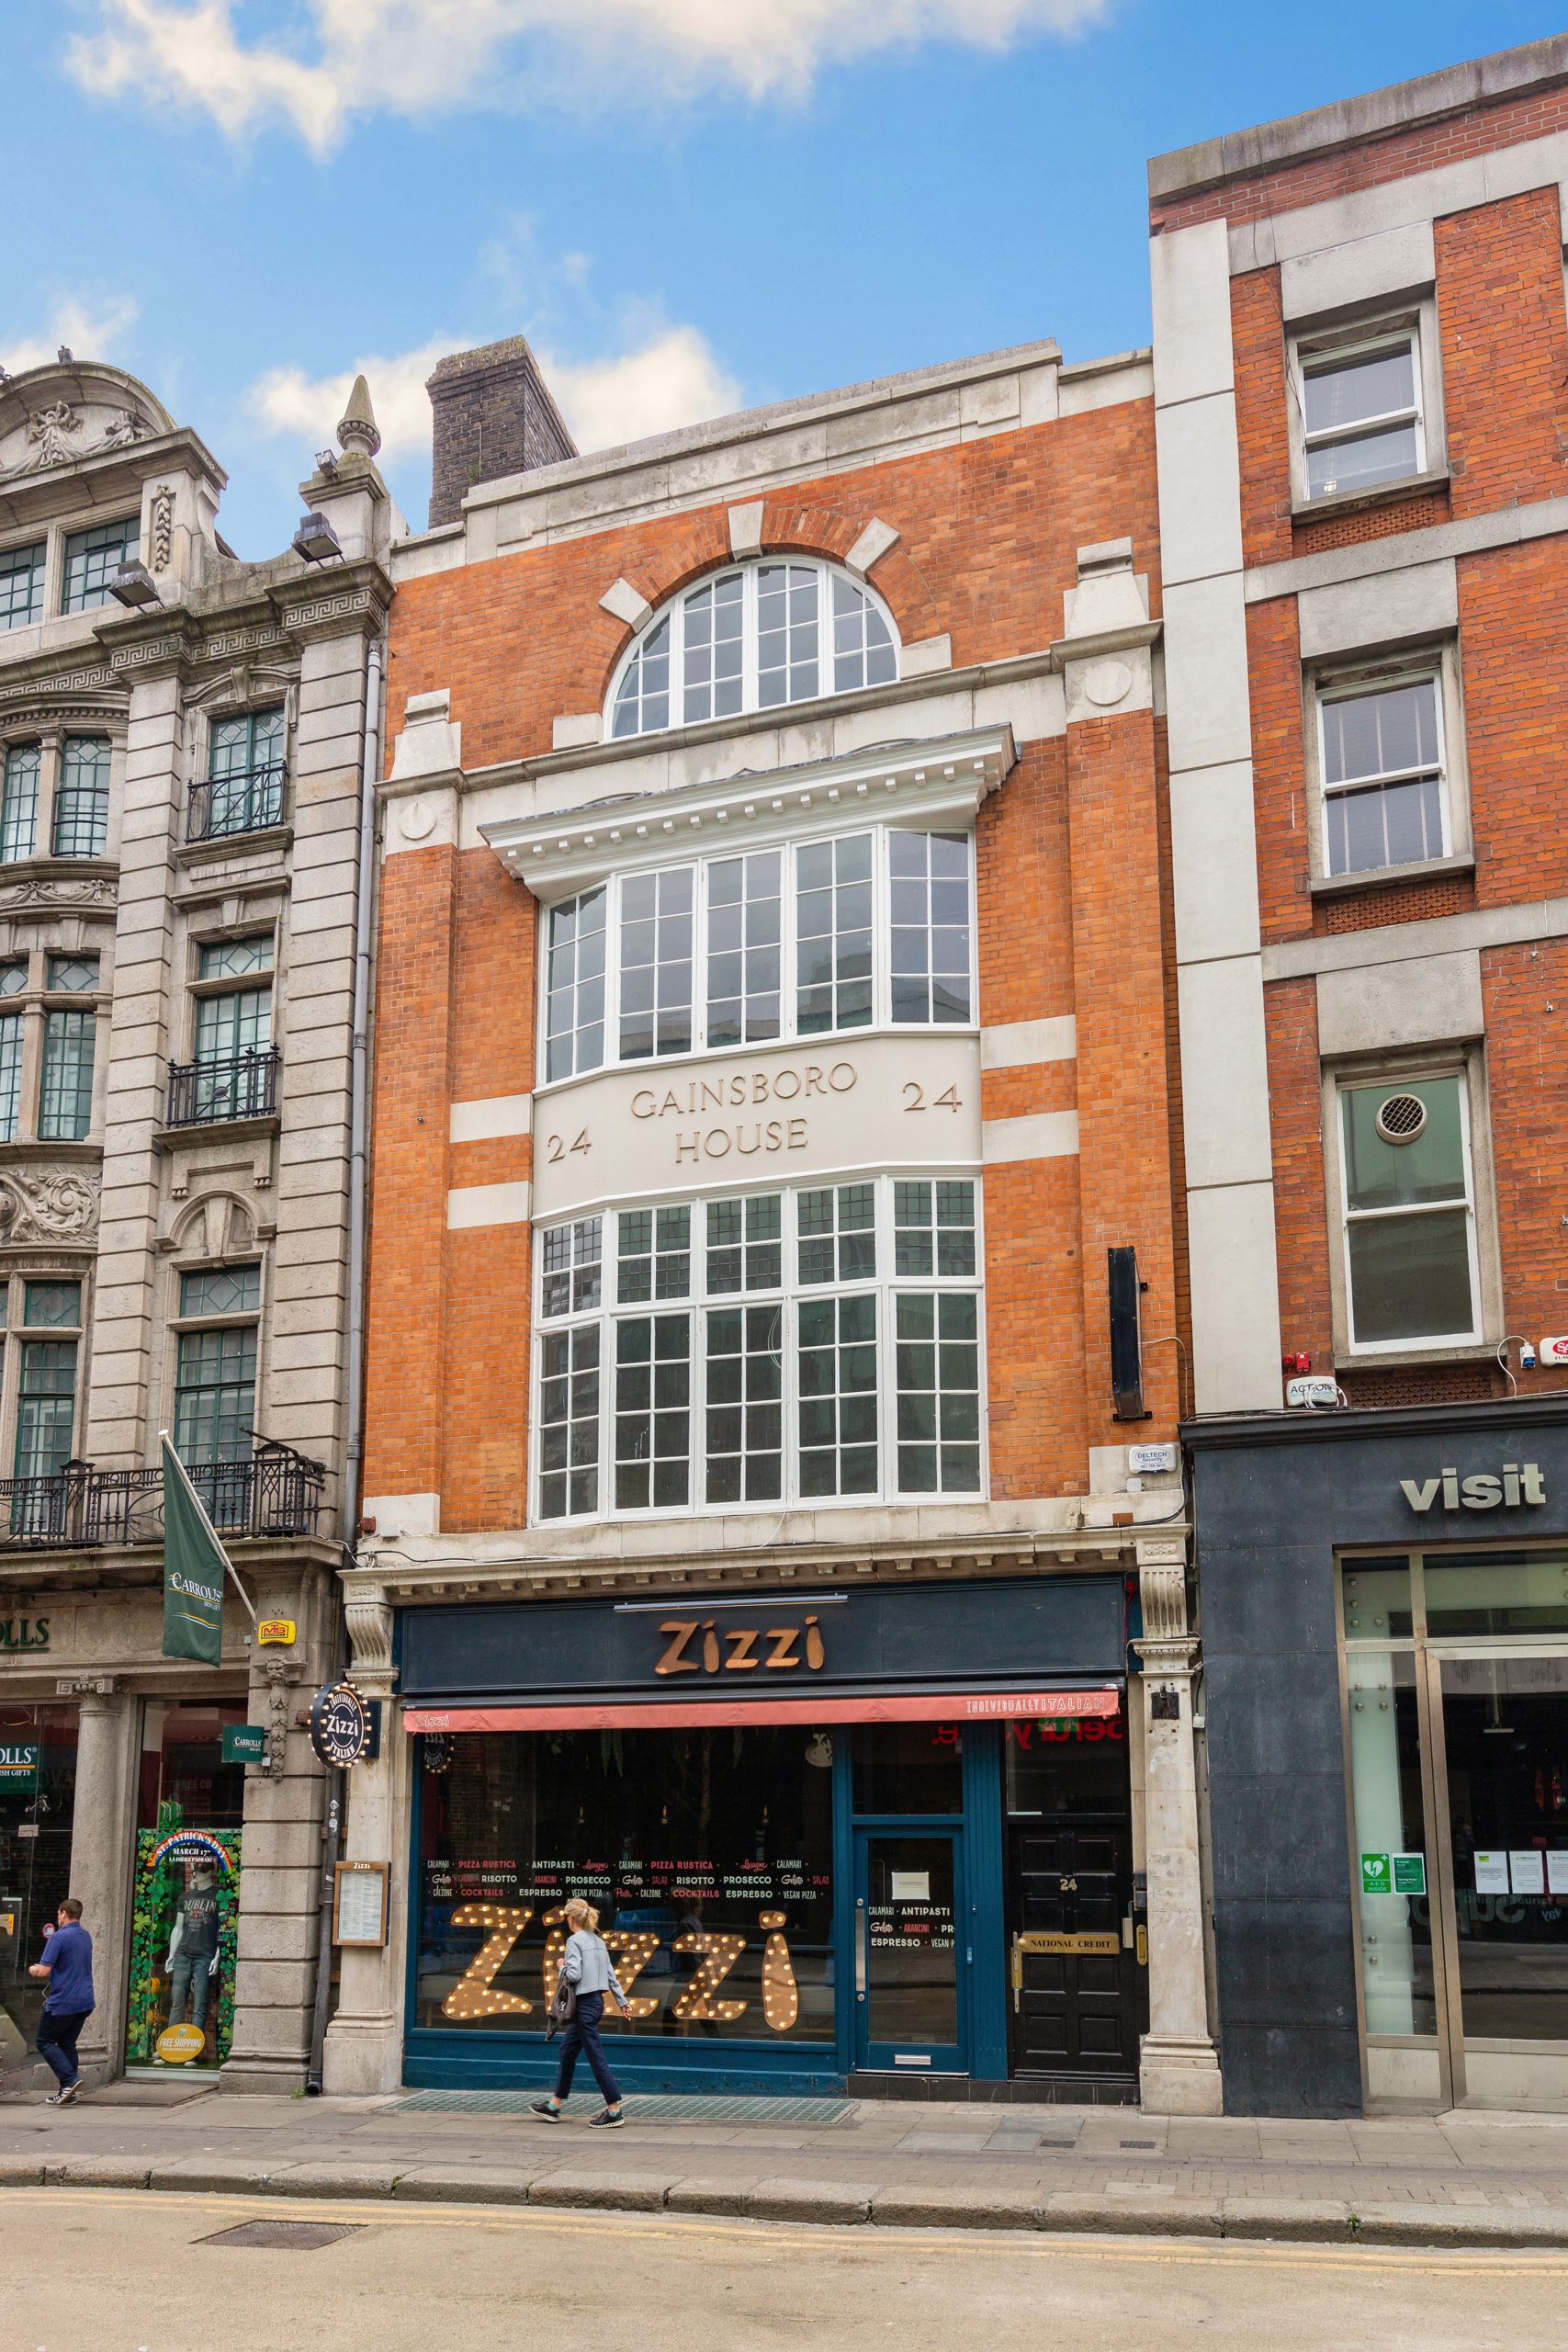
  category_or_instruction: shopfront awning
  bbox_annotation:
[402,1685,1122,1735]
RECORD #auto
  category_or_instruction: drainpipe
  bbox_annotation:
[306,628,384,2093]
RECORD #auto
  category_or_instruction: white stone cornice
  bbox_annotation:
[483,722,1017,898]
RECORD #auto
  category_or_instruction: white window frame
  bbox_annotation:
[605,558,902,741]
[529,1174,987,1525]
[1327,1059,1492,1361]
[1308,656,1467,886]
[536,821,977,1093]
[1289,307,1442,510]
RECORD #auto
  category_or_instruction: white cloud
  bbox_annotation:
[246,323,739,468]
[247,335,459,462]
[5,293,139,377]
[67,0,1110,153]
[547,326,740,452]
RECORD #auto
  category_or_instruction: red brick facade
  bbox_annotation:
[1195,75,1568,1405]
[366,394,1186,1529]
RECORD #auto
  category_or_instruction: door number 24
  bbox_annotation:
[902,1083,963,1113]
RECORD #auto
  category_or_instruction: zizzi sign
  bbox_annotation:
[655,1615,827,1677]
[1399,1463,1547,1514]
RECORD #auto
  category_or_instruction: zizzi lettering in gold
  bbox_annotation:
[655,1616,827,1678]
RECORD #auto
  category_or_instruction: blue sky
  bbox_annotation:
[3,1,1560,555]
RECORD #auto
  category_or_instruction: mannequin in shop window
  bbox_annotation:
[164,1860,220,2042]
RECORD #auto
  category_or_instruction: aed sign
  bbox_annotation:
[1399,1463,1545,1513]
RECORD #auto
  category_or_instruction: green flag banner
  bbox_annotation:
[161,1437,229,1665]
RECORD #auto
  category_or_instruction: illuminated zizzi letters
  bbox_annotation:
[655,1616,827,1677]
[671,1930,748,2021]
[441,1904,535,2019]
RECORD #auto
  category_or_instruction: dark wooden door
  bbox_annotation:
[1009,1819,1145,2077]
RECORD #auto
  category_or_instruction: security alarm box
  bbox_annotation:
[1129,1442,1177,1475]
[1286,1375,1340,1408]
[1540,1337,1568,1365]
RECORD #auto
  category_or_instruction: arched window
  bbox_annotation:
[608,560,899,740]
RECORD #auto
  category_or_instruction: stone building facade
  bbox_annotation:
[328,334,1219,2113]
[1153,35,1568,2114]
[0,356,391,2089]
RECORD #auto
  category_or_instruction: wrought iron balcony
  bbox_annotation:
[0,1442,326,1549]
[187,762,286,844]
[166,1045,280,1128]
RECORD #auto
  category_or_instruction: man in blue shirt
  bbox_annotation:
[28,1897,95,2106]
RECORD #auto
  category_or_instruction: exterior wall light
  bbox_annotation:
[108,560,162,609]
[292,512,343,564]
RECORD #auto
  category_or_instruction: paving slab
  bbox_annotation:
[870,2183,1041,2231]
[1221,2197,1353,2241]
[1354,2201,1568,2248]
[270,2163,401,2198]
[43,2155,152,2188]
[528,2168,671,2212]
[745,2177,876,2224]
[391,2166,538,2205]
[665,2177,757,2219]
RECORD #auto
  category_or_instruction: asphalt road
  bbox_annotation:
[6,2188,1568,2352]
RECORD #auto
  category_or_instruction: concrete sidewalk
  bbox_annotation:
[2,2081,1566,2247]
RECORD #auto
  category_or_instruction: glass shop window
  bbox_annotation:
[0,1702,78,2061]
[851,1721,963,1815]
[415,1726,835,2041]
[1003,1707,1130,1815]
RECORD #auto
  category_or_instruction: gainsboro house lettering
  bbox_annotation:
[632,1058,859,1170]
[1399,1463,1547,1513]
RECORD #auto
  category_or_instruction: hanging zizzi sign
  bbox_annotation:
[309,1681,381,1769]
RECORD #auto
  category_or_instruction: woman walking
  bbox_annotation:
[531,1897,632,2128]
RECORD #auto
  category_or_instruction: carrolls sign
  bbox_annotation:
[1400,1462,1546,1514]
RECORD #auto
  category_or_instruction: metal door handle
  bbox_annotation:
[855,1898,867,1996]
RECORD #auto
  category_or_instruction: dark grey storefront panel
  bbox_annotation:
[399,1573,1125,1705]
[1188,1398,1568,2120]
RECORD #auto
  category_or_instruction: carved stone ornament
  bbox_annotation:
[151,484,175,571]
[0,1170,100,1247]
[344,1581,394,1681]
[0,400,153,482]
[0,877,116,911]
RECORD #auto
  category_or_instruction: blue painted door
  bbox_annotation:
[852,1827,966,2075]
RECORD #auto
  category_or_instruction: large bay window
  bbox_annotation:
[542,826,974,1085]
[536,1176,984,1521]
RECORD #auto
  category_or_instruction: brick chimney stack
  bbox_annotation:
[425,334,577,527]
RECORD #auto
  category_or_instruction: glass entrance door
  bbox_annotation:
[853,1830,964,2073]
[1436,1652,1568,2104]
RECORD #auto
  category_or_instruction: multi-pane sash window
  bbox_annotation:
[1300,332,1423,502]
[39,1011,95,1140]
[0,543,44,631]
[796,834,873,1035]
[545,888,606,1082]
[1339,1076,1479,1349]
[1320,676,1445,877]
[14,1340,77,1481]
[536,1176,982,1521]
[706,852,781,1047]
[610,560,898,739]
[618,866,693,1060]
[0,1012,21,1143]
[175,1326,257,1463]
[53,737,109,856]
[207,707,285,836]
[193,935,274,1122]
[62,516,139,614]
[541,826,975,1083]
[0,744,39,862]
[889,831,972,1023]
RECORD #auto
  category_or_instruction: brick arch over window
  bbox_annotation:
[582,500,941,708]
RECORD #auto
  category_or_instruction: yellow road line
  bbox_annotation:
[13,2187,1568,2281]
